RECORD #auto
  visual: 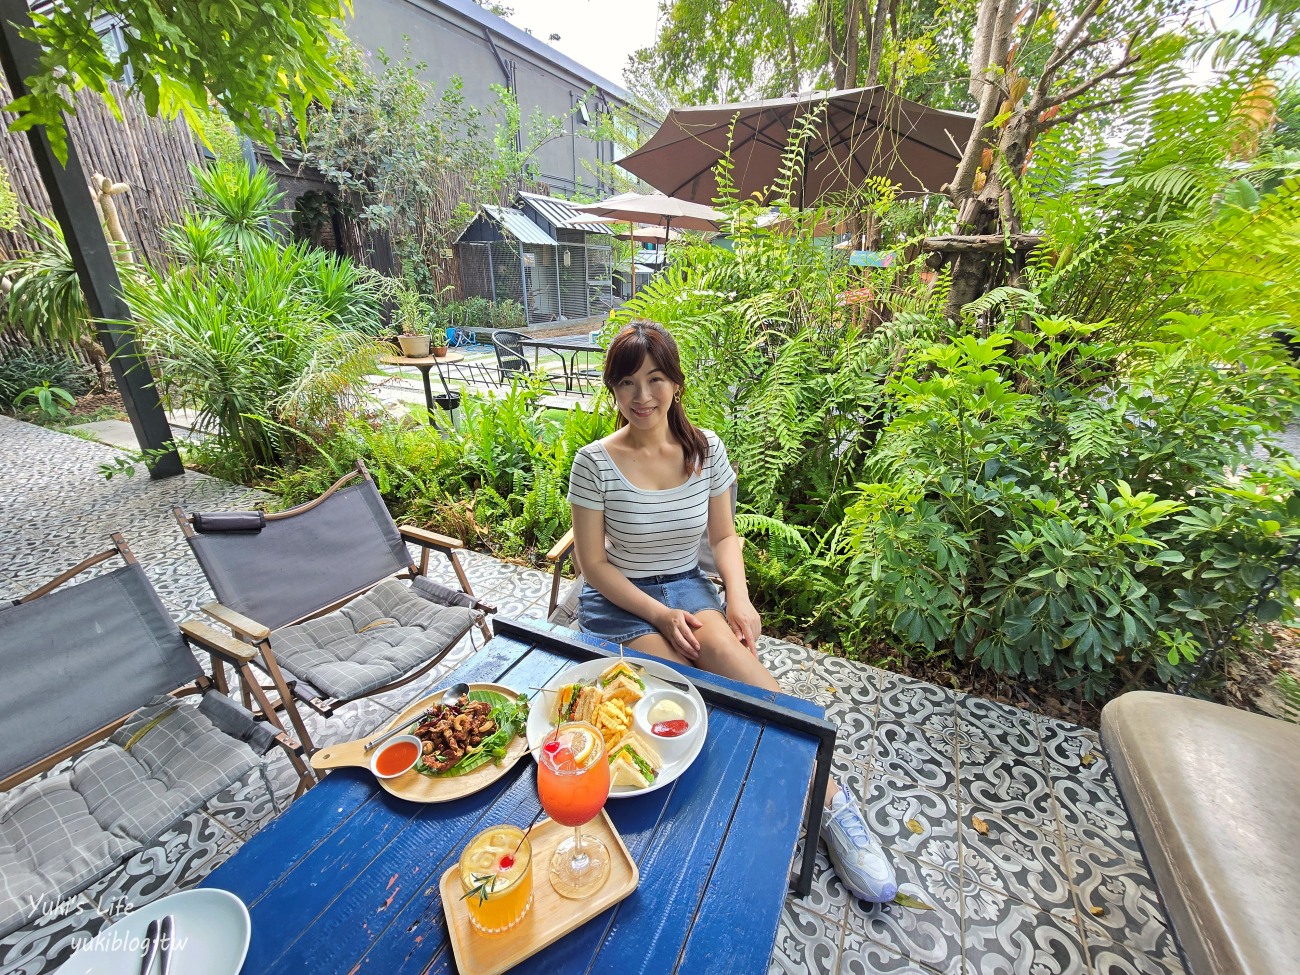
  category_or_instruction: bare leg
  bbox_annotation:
[626,631,693,668]
[689,613,839,808]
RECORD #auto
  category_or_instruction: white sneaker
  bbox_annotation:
[821,784,898,903]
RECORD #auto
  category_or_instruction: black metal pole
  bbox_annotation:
[0,0,182,478]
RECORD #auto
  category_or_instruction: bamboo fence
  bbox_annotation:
[0,78,203,266]
[0,78,203,356]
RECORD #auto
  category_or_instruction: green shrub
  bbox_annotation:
[127,236,386,480]
[0,349,90,410]
[264,377,615,558]
[832,322,1300,699]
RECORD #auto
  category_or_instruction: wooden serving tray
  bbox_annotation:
[439,810,638,975]
[310,683,529,803]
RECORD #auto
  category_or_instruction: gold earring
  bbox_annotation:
[674,389,682,403]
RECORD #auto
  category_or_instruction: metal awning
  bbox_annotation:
[519,191,613,235]
[484,205,558,246]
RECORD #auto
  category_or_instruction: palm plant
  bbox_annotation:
[0,211,110,390]
[126,236,385,477]
[190,160,287,251]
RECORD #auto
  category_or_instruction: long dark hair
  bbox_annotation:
[603,321,708,475]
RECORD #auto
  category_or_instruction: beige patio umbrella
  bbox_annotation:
[561,214,681,297]
[572,194,721,296]
[618,87,977,207]
[573,192,724,233]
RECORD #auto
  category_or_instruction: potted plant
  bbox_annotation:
[429,325,448,358]
[395,287,431,358]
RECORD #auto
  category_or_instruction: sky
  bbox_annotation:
[504,0,659,89]
[501,0,1293,98]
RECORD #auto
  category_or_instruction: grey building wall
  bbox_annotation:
[347,0,652,199]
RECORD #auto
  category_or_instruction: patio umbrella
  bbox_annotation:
[573,192,724,233]
[618,87,978,207]
[573,193,723,297]
[560,215,682,242]
[613,225,682,242]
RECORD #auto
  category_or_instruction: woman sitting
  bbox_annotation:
[567,320,897,903]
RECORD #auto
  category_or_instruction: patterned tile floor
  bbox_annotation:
[0,415,1184,975]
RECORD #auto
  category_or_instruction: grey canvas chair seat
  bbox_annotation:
[269,579,477,701]
[176,460,495,754]
[0,536,310,939]
[0,697,261,936]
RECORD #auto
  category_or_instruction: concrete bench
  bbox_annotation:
[1101,691,1300,975]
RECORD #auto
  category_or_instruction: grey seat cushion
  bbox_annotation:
[269,579,475,701]
[0,697,259,937]
[1101,691,1300,975]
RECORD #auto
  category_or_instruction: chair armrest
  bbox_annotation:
[546,529,575,563]
[181,619,258,663]
[202,601,271,641]
[399,524,465,551]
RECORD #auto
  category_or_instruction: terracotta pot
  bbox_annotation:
[397,334,430,357]
[432,346,448,358]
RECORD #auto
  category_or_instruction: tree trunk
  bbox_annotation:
[782,0,801,94]
[823,0,847,89]
[864,0,889,87]
[844,0,862,89]
[944,110,1038,320]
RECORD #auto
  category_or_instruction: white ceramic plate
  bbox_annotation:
[54,888,250,975]
[526,657,709,797]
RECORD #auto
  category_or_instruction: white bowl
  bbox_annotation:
[632,689,702,763]
[369,734,422,779]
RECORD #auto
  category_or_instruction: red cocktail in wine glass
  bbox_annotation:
[536,721,611,898]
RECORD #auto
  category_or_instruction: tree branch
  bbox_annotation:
[1035,0,1105,100]
[1041,95,1129,129]
[1043,0,1105,76]
[921,233,1044,253]
[1047,48,1142,108]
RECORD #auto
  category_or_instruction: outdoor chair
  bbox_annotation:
[491,329,530,382]
[0,534,312,938]
[174,460,496,754]
[546,478,738,628]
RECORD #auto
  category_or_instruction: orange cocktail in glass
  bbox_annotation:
[458,825,533,934]
[537,721,611,898]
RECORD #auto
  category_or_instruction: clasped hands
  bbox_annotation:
[655,596,761,661]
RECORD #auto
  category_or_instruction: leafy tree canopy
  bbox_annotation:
[629,0,979,110]
[6,0,351,163]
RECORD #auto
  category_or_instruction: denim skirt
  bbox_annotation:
[578,567,724,646]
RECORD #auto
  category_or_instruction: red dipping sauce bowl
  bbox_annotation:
[370,734,422,779]
[633,689,701,762]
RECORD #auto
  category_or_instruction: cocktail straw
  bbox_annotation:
[513,805,546,858]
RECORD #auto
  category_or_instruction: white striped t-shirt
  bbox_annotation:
[567,430,736,578]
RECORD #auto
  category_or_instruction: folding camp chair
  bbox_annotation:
[0,534,311,938]
[546,478,739,627]
[174,460,495,753]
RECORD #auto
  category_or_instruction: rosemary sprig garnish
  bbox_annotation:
[460,872,498,906]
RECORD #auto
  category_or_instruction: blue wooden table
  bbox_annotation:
[201,618,835,975]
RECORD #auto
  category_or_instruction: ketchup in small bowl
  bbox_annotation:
[633,689,700,762]
[651,719,690,738]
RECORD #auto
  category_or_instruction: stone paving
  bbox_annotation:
[0,415,1185,975]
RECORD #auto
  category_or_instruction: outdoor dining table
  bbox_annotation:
[382,352,465,426]
[199,617,834,975]
[518,335,603,392]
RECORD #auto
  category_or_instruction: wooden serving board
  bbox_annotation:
[309,683,528,803]
[439,810,638,975]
